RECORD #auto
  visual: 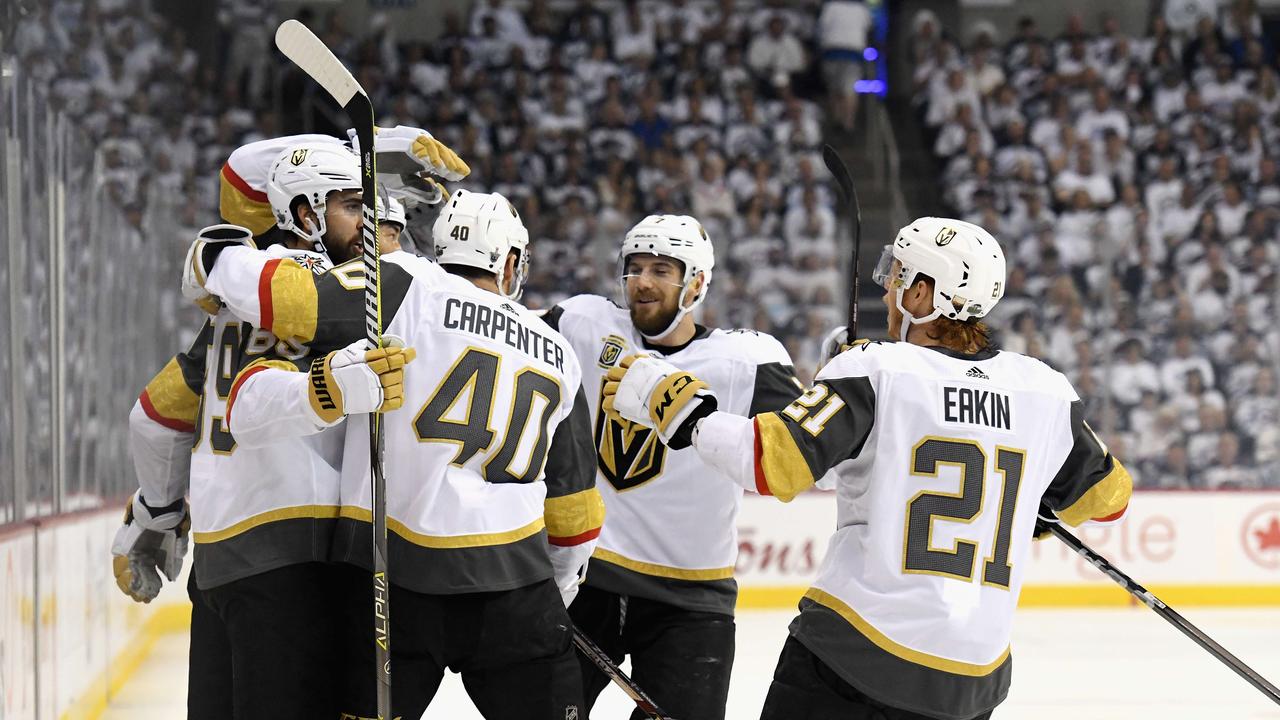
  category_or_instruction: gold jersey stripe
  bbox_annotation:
[193,505,342,543]
[592,547,734,581]
[219,164,276,236]
[545,487,606,539]
[755,413,816,502]
[141,358,201,428]
[338,506,546,548]
[804,587,1010,676]
[262,259,319,343]
[1058,459,1133,527]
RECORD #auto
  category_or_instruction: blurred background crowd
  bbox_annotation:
[9,0,863,381]
[910,0,1280,489]
[2,0,1278,518]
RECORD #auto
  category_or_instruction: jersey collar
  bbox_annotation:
[926,344,1000,361]
[642,324,711,355]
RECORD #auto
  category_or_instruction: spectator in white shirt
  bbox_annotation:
[967,46,1005,97]
[934,103,993,158]
[1213,181,1250,238]
[612,0,656,63]
[1055,147,1116,206]
[783,186,838,258]
[817,0,872,133]
[469,0,530,42]
[1202,432,1261,489]
[984,84,1024,133]
[1110,338,1162,408]
[926,68,981,128]
[1077,86,1131,142]
[1144,157,1184,215]
[1161,335,1217,396]
[1201,60,1247,116]
[747,14,807,89]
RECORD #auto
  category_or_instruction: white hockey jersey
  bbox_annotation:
[692,340,1132,718]
[544,294,802,614]
[208,250,604,595]
[131,244,340,589]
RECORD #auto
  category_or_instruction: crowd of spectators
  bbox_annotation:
[10,0,854,382]
[383,0,850,379]
[911,1,1280,489]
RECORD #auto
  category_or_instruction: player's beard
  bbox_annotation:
[325,227,362,264]
[629,291,682,337]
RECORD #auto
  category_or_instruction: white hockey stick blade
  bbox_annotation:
[275,19,365,106]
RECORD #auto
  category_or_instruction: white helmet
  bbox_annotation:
[432,189,530,300]
[873,217,1006,341]
[380,192,406,229]
[618,214,715,341]
[266,143,363,255]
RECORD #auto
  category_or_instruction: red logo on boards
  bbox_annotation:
[1241,504,1280,570]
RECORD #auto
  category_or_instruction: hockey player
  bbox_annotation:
[540,215,804,720]
[197,189,602,719]
[603,218,1133,720]
[114,136,446,717]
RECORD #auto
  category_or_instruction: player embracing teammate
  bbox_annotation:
[604,218,1132,720]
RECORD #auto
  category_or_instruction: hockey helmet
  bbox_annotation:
[617,214,716,340]
[873,217,1006,339]
[432,189,530,300]
[266,142,363,255]
[379,192,406,229]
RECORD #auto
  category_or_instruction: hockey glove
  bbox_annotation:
[1033,502,1060,541]
[181,224,255,315]
[348,124,471,182]
[381,172,450,207]
[110,493,191,603]
[307,338,417,425]
[602,354,718,450]
[819,325,850,367]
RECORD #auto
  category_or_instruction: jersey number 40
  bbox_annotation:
[413,346,561,484]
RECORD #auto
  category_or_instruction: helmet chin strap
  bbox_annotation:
[296,208,330,259]
[638,280,700,342]
[894,286,942,342]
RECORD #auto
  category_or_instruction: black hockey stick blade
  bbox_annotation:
[572,627,678,719]
[822,144,862,337]
[1046,523,1280,706]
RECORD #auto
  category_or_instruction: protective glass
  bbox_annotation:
[871,245,896,288]
[620,262,685,288]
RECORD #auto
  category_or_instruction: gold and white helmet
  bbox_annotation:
[873,217,1006,339]
[432,189,530,300]
[618,214,716,340]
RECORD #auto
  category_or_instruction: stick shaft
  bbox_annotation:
[571,627,673,719]
[1049,524,1280,705]
[351,104,392,720]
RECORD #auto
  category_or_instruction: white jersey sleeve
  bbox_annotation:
[128,323,211,505]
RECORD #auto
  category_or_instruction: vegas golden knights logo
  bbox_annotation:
[935,227,956,246]
[289,148,309,166]
[597,335,625,369]
[596,379,667,491]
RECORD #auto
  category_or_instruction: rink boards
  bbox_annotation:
[736,490,1280,607]
[2,491,1279,718]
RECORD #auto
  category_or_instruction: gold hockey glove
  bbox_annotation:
[110,494,191,603]
[602,354,718,450]
[308,339,417,424]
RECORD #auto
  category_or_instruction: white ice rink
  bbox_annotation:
[103,606,1280,719]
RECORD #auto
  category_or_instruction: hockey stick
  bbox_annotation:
[1045,522,1280,706]
[822,144,862,338]
[274,20,392,719]
[572,626,677,720]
